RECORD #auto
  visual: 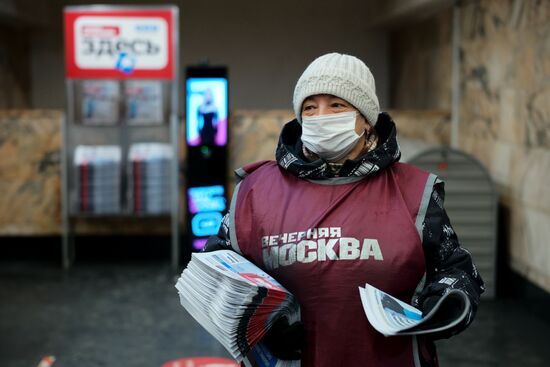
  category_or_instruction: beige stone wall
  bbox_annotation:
[226,110,294,194]
[391,0,550,292]
[389,110,450,146]
[0,110,62,234]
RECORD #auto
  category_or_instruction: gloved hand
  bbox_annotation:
[262,317,306,360]
[421,296,441,316]
[421,294,470,340]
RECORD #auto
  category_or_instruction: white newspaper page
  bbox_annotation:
[359,283,423,336]
[192,250,289,292]
[359,283,470,336]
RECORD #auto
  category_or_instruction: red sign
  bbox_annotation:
[64,7,176,79]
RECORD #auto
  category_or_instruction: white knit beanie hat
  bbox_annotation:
[293,52,380,125]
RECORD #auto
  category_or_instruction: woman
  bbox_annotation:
[205,53,484,366]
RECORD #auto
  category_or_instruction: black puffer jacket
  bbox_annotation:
[206,112,485,339]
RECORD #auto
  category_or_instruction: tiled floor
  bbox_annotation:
[1,260,550,367]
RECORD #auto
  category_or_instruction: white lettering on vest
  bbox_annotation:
[269,235,278,246]
[360,239,384,260]
[297,240,317,263]
[306,228,317,239]
[339,237,361,260]
[263,246,279,269]
[318,238,339,261]
[279,243,297,266]
[288,232,297,242]
[260,227,384,269]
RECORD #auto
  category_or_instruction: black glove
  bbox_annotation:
[421,296,441,316]
[262,317,305,360]
[421,294,470,340]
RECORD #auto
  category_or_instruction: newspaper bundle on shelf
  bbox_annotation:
[128,143,172,214]
[359,283,470,336]
[74,145,121,214]
[175,250,301,367]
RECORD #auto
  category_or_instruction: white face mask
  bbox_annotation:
[301,111,364,162]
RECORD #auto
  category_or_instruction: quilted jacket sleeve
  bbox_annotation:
[414,181,486,338]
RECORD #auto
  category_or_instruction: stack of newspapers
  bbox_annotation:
[74,145,121,214]
[128,143,172,214]
[175,250,301,367]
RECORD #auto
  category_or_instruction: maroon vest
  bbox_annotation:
[231,161,437,367]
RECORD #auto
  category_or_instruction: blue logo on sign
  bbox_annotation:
[115,51,136,74]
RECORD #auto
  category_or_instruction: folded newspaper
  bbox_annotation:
[359,283,470,336]
[175,250,301,367]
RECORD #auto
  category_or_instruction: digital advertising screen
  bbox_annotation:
[185,77,228,147]
[187,185,227,251]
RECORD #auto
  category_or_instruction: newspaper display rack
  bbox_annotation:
[61,5,180,269]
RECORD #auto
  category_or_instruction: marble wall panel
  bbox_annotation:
[388,110,451,145]
[226,110,294,193]
[460,0,550,292]
[228,110,294,170]
[526,86,550,148]
[498,88,527,145]
[520,148,550,214]
[390,0,550,292]
[0,110,61,234]
[460,136,495,173]
[490,141,513,188]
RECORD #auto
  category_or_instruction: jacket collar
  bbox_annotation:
[275,112,401,179]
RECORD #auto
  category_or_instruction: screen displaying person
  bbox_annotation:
[186,78,228,147]
[197,88,219,146]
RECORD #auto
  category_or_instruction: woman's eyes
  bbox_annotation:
[302,101,348,111]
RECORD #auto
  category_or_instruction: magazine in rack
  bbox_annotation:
[80,80,120,125]
[359,283,471,336]
[175,250,300,367]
